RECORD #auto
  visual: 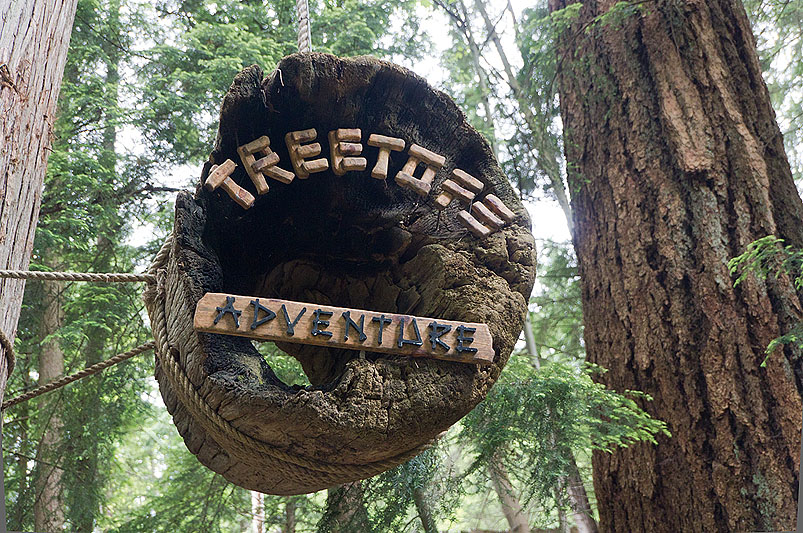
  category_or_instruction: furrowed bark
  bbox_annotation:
[0,0,79,407]
[550,0,803,530]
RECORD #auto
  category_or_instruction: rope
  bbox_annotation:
[0,328,15,380]
[0,270,154,283]
[296,0,312,52]
[145,240,435,482]
[0,232,432,482]
[1,341,155,411]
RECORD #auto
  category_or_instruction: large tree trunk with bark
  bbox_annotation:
[0,0,79,405]
[549,0,803,531]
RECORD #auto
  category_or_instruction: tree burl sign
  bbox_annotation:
[145,53,535,495]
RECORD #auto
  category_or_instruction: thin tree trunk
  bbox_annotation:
[412,485,439,533]
[472,0,574,235]
[524,313,598,533]
[488,452,530,533]
[11,368,32,531]
[33,278,65,531]
[0,0,79,408]
[323,482,371,533]
[550,0,803,531]
[283,496,296,533]
[251,491,264,533]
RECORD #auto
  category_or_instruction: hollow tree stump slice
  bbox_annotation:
[145,53,535,496]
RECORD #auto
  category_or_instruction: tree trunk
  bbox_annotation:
[323,482,371,533]
[563,459,597,533]
[283,496,296,533]
[412,485,439,533]
[251,491,264,533]
[488,452,530,533]
[34,279,65,531]
[10,369,32,531]
[549,0,803,531]
[0,0,79,407]
[525,313,598,533]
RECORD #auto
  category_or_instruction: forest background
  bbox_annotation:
[2,0,801,532]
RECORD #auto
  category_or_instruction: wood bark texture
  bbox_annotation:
[148,53,536,495]
[0,0,78,404]
[549,0,803,531]
[33,279,65,531]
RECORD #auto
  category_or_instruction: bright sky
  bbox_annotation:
[128,0,573,253]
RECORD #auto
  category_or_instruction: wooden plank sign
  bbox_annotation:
[194,293,494,364]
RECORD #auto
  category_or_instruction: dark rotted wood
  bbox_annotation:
[194,293,494,363]
[160,53,536,495]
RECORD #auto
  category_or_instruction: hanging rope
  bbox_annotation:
[0,270,154,283]
[1,341,155,411]
[0,268,156,410]
[296,0,312,52]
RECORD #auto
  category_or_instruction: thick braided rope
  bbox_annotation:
[0,267,157,386]
[296,0,311,52]
[0,270,155,283]
[148,243,434,481]
[0,328,15,381]
[1,341,155,411]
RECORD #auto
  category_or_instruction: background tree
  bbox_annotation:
[549,0,803,531]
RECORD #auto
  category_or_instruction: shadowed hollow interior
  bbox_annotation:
[198,55,528,388]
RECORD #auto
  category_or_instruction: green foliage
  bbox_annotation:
[104,410,253,532]
[530,241,584,361]
[137,0,426,166]
[728,235,803,291]
[728,235,803,365]
[461,358,669,509]
[744,0,803,184]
